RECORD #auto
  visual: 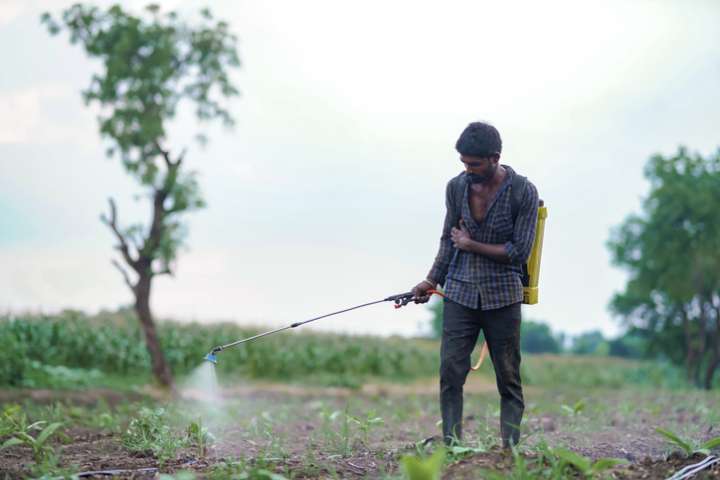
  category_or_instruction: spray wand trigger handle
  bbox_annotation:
[391,288,445,309]
[386,292,416,309]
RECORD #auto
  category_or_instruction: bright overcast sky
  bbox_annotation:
[1,0,719,339]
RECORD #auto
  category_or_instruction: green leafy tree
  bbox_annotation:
[607,329,647,359]
[521,321,562,354]
[42,4,240,388]
[570,330,607,355]
[608,147,720,389]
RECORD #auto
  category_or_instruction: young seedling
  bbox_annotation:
[560,399,586,417]
[400,447,446,480]
[552,447,628,479]
[122,407,184,465]
[656,427,720,457]
[349,410,384,446]
[0,420,63,464]
[186,418,215,458]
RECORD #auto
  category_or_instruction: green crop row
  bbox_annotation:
[0,311,439,387]
[0,310,688,390]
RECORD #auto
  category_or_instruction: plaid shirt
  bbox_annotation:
[427,165,539,310]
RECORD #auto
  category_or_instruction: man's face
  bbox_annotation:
[461,155,499,184]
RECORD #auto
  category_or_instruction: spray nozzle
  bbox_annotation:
[204,346,222,364]
[204,353,217,364]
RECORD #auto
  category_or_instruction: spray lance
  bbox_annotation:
[203,290,442,364]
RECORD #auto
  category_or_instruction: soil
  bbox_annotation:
[1,382,718,479]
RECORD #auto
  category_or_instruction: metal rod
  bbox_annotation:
[209,292,415,356]
[214,324,295,352]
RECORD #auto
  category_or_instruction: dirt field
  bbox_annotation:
[1,376,719,479]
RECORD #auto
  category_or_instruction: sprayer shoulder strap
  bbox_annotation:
[510,174,528,222]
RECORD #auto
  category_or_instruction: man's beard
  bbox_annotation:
[466,165,497,184]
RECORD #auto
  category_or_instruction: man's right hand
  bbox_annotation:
[412,280,435,304]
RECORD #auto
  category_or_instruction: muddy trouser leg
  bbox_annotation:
[440,298,481,445]
[483,302,524,447]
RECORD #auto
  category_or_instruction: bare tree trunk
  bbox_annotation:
[101,147,184,390]
[681,305,698,384]
[135,274,174,389]
[704,303,720,390]
[705,353,719,390]
[693,298,710,387]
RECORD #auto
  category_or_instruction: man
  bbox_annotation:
[412,121,539,448]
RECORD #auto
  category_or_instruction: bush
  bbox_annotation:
[0,321,28,386]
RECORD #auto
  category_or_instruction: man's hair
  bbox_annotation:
[455,122,502,157]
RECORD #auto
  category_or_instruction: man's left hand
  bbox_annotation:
[451,220,473,251]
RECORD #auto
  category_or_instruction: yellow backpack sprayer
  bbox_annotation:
[523,199,547,305]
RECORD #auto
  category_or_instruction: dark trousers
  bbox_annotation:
[440,298,524,447]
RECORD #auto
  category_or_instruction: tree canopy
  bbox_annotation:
[608,147,720,388]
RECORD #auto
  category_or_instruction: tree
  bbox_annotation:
[521,321,562,354]
[608,148,720,389]
[607,329,647,359]
[42,4,240,388]
[570,330,607,356]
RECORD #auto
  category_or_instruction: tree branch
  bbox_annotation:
[155,140,174,169]
[154,141,185,169]
[153,266,174,277]
[112,259,136,293]
[176,148,187,168]
[100,198,140,272]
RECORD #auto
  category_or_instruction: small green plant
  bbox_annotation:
[486,444,563,480]
[400,447,446,480]
[0,404,27,436]
[552,447,627,478]
[534,440,569,478]
[487,443,628,480]
[122,407,183,465]
[186,419,215,458]
[0,420,63,463]
[319,404,354,457]
[445,443,489,463]
[561,399,586,417]
[656,427,720,457]
[349,410,384,446]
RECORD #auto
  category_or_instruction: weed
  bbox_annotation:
[552,447,627,478]
[656,427,720,457]
[534,441,569,478]
[0,419,64,464]
[122,407,184,465]
[483,444,626,480]
[446,443,489,462]
[349,409,384,446]
[0,404,27,436]
[319,404,355,457]
[400,447,446,480]
[186,418,215,458]
[560,399,586,417]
